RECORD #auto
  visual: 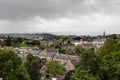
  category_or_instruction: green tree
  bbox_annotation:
[5,36,12,46]
[31,40,40,46]
[80,49,100,75]
[12,37,24,47]
[45,60,65,76]
[71,34,120,80]
[15,65,29,80]
[82,36,95,41]
[97,34,120,80]
[98,34,120,55]
[71,68,100,80]
[98,52,120,80]
[25,54,41,80]
[39,44,45,50]
[67,40,72,45]
[0,49,29,80]
[75,46,85,55]
[59,48,66,54]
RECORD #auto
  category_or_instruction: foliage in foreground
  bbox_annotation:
[25,54,41,80]
[71,68,100,80]
[71,34,120,80]
[0,49,29,80]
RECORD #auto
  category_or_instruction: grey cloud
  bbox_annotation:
[0,0,120,20]
[0,0,120,35]
[0,0,83,19]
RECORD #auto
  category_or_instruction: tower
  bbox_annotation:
[103,30,105,37]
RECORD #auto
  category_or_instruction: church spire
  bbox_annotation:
[103,30,105,37]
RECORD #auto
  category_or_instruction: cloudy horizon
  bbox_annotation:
[0,0,120,35]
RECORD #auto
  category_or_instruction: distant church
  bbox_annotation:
[103,30,105,37]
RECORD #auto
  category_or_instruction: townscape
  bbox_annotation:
[0,0,120,80]
[1,32,120,80]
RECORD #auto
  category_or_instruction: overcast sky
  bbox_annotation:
[0,0,120,35]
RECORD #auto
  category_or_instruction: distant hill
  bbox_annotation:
[0,33,56,39]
